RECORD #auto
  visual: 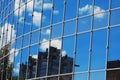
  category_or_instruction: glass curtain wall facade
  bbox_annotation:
[0,0,120,80]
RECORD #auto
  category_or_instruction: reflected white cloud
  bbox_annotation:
[9,48,18,63]
[0,23,16,48]
[40,38,67,57]
[79,4,105,18]
[40,39,61,51]
[62,50,67,57]
[13,62,20,74]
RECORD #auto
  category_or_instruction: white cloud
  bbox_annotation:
[41,29,51,35]
[31,54,38,59]
[45,29,51,35]
[14,0,24,16]
[43,3,52,9]
[13,62,20,74]
[28,11,46,26]
[33,12,42,26]
[79,4,105,18]
[62,50,67,57]
[0,23,16,48]
[53,10,59,14]
[40,38,67,56]
[94,6,105,18]
[9,48,18,63]
[40,39,61,51]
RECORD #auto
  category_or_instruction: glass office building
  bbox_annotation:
[0,0,120,80]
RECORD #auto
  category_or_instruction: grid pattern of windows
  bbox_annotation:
[0,0,120,80]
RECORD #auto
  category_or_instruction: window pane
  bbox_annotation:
[90,71,105,80]
[60,36,74,74]
[48,39,61,75]
[16,37,22,49]
[23,34,30,47]
[59,75,72,80]
[108,27,120,64]
[75,33,90,72]
[79,0,92,17]
[19,48,29,80]
[64,20,76,36]
[27,44,38,79]
[78,16,91,32]
[93,12,108,29]
[51,24,62,39]
[91,29,107,70]
[40,27,50,42]
[31,30,39,44]
[47,76,58,80]
[12,50,21,80]
[53,0,63,24]
[42,1,52,27]
[37,42,49,77]
[110,9,120,26]
[74,73,88,80]
[111,0,120,8]
[107,70,120,80]
[65,0,77,20]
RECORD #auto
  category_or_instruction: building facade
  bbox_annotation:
[0,0,120,80]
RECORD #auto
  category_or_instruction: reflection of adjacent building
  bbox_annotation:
[20,46,73,79]
[107,60,120,80]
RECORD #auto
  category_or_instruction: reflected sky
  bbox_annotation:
[0,0,120,80]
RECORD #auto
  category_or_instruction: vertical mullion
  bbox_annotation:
[13,0,21,79]
[1,0,7,79]
[88,0,95,80]
[25,0,35,79]
[46,0,54,79]
[58,0,66,80]
[73,0,80,80]
[105,0,111,80]
[10,0,16,79]
[5,1,12,79]
[35,0,44,78]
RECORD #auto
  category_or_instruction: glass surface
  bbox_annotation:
[0,59,4,79]
[75,33,90,72]
[48,39,61,75]
[42,1,52,27]
[94,0,109,11]
[64,20,76,36]
[31,30,39,44]
[51,24,62,39]
[12,50,21,80]
[53,0,63,23]
[19,48,29,80]
[47,77,58,80]
[93,12,108,29]
[37,42,49,77]
[16,37,22,49]
[60,36,74,74]
[108,27,120,63]
[79,0,92,16]
[91,29,107,70]
[78,16,91,32]
[111,0,120,8]
[59,75,72,80]
[90,71,105,80]
[110,9,120,26]
[65,0,77,20]
[40,27,50,42]
[107,70,120,80]
[74,73,88,80]
[27,44,38,79]
[23,34,30,47]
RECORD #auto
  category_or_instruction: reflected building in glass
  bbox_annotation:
[0,0,120,80]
